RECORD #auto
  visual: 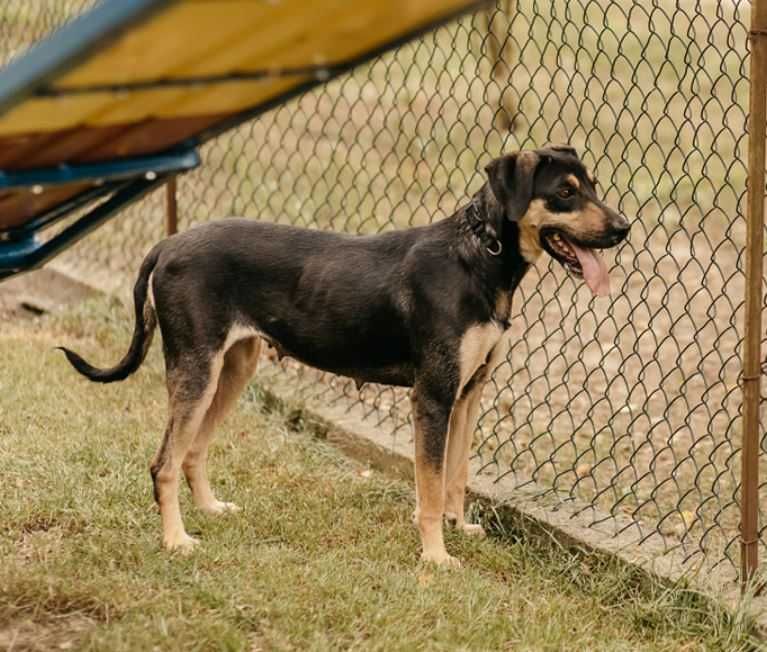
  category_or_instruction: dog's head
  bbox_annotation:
[484,145,630,296]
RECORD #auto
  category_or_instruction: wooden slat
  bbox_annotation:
[0,0,477,136]
[57,1,279,86]
[0,184,89,229]
[0,114,227,171]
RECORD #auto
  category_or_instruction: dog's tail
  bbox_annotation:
[57,248,160,383]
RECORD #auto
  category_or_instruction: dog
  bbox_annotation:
[59,145,630,566]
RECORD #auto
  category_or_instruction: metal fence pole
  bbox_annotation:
[741,0,767,589]
[165,176,178,236]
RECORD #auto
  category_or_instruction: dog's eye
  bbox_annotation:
[557,186,576,199]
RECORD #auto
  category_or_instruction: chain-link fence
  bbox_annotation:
[3,0,761,584]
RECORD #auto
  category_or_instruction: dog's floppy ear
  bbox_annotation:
[484,150,540,222]
[544,143,578,158]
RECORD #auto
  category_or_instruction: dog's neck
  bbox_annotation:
[458,185,531,295]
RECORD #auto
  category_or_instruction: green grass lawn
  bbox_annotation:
[1,0,751,559]
[0,297,760,650]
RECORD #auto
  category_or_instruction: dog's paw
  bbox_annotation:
[461,523,486,538]
[445,515,485,538]
[420,550,462,568]
[201,500,241,515]
[164,532,200,554]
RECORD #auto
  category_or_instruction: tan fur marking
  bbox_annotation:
[155,355,225,551]
[458,322,503,394]
[444,330,510,535]
[495,292,511,323]
[422,323,503,557]
[566,174,580,189]
[411,393,459,567]
[444,389,476,523]
[147,271,156,308]
[517,199,613,264]
[154,323,263,551]
[586,169,596,184]
[183,337,261,514]
[579,202,607,231]
[485,329,511,372]
[517,199,548,262]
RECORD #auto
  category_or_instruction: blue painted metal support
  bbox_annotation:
[0,175,168,277]
[0,234,39,271]
[0,147,200,278]
[1,183,121,241]
[0,148,200,189]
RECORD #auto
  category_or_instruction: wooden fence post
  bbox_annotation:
[165,176,178,236]
[741,0,767,590]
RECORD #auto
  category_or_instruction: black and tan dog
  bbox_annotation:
[59,146,629,566]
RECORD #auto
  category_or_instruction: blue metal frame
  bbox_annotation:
[0,148,200,189]
[0,175,169,277]
[0,0,186,277]
[0,0,172,115]
[1,183,125,241]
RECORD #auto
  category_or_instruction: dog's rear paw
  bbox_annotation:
[164,532,200,553]
[420,550,462,568]
[461,523,486,538]
[201,500,241,515]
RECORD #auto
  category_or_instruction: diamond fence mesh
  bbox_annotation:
[4,0,762,582]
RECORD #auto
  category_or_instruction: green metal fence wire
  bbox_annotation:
[3,0,759,581]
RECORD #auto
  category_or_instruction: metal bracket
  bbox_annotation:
[1,183,120,241]
[0,148,200,190]
[0,148,200,275]
[0,174,169,276]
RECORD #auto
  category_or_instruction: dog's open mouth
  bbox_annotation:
[544,232,610,297]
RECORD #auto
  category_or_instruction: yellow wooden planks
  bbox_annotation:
[0,0,477,136]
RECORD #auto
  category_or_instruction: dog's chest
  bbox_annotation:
[458,321,505,394]
[494,291,512,324]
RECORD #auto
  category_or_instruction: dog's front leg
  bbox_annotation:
[410,383,459,567]
[444,380,486,537]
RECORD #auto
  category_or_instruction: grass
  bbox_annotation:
[1,0,755,562]
[0,297,762,651]
[0,0,761,644]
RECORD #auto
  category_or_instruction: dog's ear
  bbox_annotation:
[544,143,578,158]
[484,151,540,222]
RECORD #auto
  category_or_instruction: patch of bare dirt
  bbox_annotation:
[0,614,95,652]
[0,269,97,322]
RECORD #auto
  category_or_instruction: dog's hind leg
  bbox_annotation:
[182,337,261,514]
[150,353,225,552]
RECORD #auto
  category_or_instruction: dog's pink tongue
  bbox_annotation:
[569,241,610,297]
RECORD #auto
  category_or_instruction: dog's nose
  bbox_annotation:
[612,216,631,242]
